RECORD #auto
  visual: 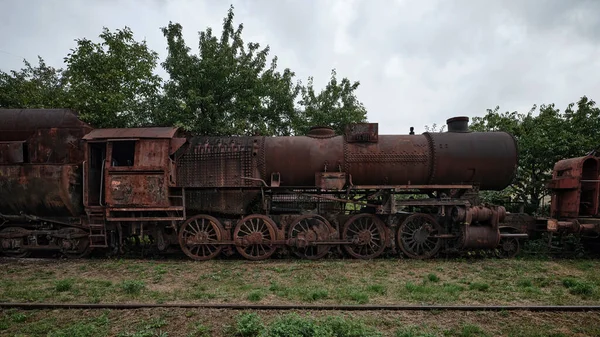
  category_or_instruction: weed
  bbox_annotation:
[367,284,387,295]
[120,280,145,295]
[427,273,440,283]
[10,312,27,323]
[517,278,533,288]
[55,279,75,292]
[231,312,264,337]
[264,313,326,337]
[247,290,264,302]
[349,291,369,304]
[322,315,382,337]
[562,278,595,297]
[395,325,437,337]
[448,323,490,337]
[189,322,210,337]
[304,288,328,302]
[469,282,490,292]
[47,313,109,337]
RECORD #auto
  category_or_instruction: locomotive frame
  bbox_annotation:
[0,109,529,260]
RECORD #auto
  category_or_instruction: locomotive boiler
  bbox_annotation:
[261,117,516,189]
[0,109,525,261]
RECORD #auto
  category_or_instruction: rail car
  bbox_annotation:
[541,153,600,250]
[0,109,529,260]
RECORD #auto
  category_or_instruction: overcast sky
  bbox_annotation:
[1,0,599,134]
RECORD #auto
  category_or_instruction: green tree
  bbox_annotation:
[62,26,162,128]
[1,5,368,135]
[158,5,366,136]
[0,56,69,108]
[296,69,367,135]
[158,6,302,136]
[471,96,600,213]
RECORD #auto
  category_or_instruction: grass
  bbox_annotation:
[3,257,600,306]
[1,307,599,337]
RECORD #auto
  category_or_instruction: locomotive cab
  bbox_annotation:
[81,127,188,248]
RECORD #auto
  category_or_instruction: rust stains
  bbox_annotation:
[83,127,181,140]
[0,108,92,141]
[548,155,600,218]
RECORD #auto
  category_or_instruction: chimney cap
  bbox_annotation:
[446,116,470,132]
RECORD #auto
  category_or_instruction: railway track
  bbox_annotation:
[1,303,600,312]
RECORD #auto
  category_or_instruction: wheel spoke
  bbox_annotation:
[288,215,334,260]
[178,215,224,261]
[234,214,277,261]
[397,213,442,259]
[342,214,386,259]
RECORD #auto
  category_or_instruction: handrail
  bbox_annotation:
[82,160,87,207]
[99,160,105,207]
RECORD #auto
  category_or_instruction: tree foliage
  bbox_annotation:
[158,8,302,136]
[297,69,367,135]
[0,56,68,108]
[470,96,600,213]
[157,6,366,136]
[0,5,367,136]
[62,27,162,128]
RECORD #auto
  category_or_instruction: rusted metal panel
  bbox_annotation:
[306,126,336,139]
[29,128,86,163]
[177,137,261,187]
[343,135,431,186]
[172,117,518,192]
[83,127,180,140]
[184,190,261,214]
[263,122,517,190]
[0,109,92,141]
[0,141,25,163]
[425,131,518,190]
[352,184,474,190]
[0,164,83,217]
[345,123,378,143]
[315,172,347,190]
[106,171,169,207]
[264,136,344,187]
[549,155,600,218]
[461,225,500,249]
[170,138,187,155]
[134,139,169,167]
[547,177,579,190]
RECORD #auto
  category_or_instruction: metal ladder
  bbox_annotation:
[87,209,108,248]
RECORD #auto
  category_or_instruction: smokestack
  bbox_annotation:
[446,116,469,133]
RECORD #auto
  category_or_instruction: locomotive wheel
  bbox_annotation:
[234,214,278,261]
[397,213,443,259]
[0,227,31,258]
[341,214,386,259]
[496,236,520,258]
[179,215,225,261]
[58,228,91,259]
[288,214,335,260]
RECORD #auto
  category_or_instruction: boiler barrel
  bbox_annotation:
[263,118,517,191]
[424,131,517,190]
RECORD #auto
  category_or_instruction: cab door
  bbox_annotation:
[85,142,107,207]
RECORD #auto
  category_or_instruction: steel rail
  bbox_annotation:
[1,303,600,312]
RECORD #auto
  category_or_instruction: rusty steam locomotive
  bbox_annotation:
[0,108,530,260]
